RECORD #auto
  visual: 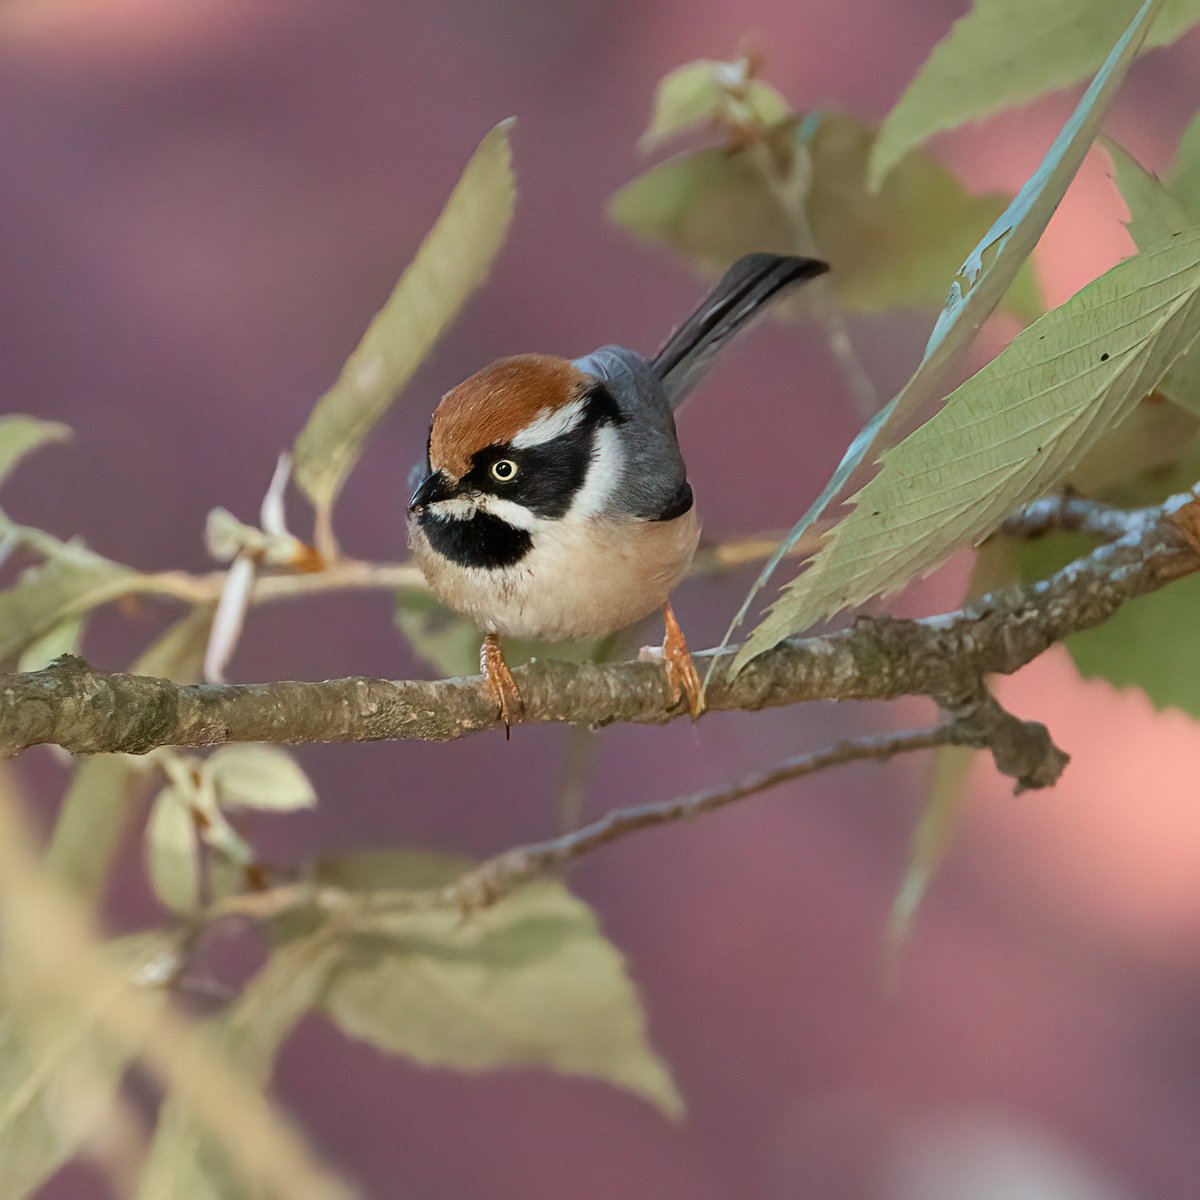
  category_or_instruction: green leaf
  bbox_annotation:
[395,586,483,677]
[738,228,1200,665]
[138,934,343,1200]
[0,415,70,489]
[293,120,516,526]
[395,587,604,678]
[726,1,1167,674]
[0,1012,130,1198]
[869,0,1195,187]
[0,543,136,667]
[146,786,201,913]
[306,851,683,1118]
[1016,531,1200,716]
[640,58,789,150]
[47,609,214,905]
[612,112,1039,318]
[1168,112,1200,218]
[1105,134,1200,415]
[16,614,82,673]
[206,745,317,812]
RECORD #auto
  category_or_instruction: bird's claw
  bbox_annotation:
[481,633,523,739]
[640,602,704,719]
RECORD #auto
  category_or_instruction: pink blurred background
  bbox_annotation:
[6,1,1200,1197]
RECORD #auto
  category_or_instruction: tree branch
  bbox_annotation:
[2,492,1196,759]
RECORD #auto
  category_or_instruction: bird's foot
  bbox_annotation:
[481,633,523,739]
[639,602,704,719]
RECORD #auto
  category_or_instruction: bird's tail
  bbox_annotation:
[651,253,828,409]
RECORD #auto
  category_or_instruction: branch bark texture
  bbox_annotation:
[2,493,1197,759]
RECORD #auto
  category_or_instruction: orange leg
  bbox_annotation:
[640,601,704,718]
[481,632,523,738]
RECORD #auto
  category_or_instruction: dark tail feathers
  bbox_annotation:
[651,253,828,409]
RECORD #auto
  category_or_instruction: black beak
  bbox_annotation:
[409,470,453,513]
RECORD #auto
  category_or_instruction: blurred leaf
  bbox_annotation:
[395,586,482,677]
[395,588,603,678]
[869,0,1194,187]
[206,745,316,812]
[886,745,976,965]
[0,1011,131,1198]
[146,786,200,913]
[613,112,1039,318]
[737,228,1200,668]
[303,850,683,1118]
[138,934,343,1200]
[47,609,215,905]
[724,5,1154,673]
[640,58,788,150]
[0,415,69,489]
[1016,531,1200,716]
[1169,112,1200,216]
[0,544,137,667]
[16,614,82,673]
[293,120,516,527]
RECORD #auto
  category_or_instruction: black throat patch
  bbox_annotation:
[418,507,533,571]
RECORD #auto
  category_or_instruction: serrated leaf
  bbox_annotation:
[0,545,137,667]
[207,745,316,812]
[146,786,200,913]
[293,120,516,524]
[724,2,1165,673]
[612,112,1038,318]
[0,415,69,489]
[640,58,788,150]
[1106,133,1200,415]
[869,0,1195,188]
[738,228,1200,666]
[306,850,683,1118]
[1016,530,1200,716]
[16,614,82,673]
[138,934,345,1200]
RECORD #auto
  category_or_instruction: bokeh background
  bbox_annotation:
[5,1,1200,1197]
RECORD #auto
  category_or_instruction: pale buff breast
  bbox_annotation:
[409,508,700,642]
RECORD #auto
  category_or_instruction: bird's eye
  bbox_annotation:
[490,459,518,482]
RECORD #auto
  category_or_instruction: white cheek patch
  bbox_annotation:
[568,424,623,520]
[474,494,542,530]
[429,497,477,521]
[510,398,587,449]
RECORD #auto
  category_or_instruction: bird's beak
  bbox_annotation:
[409,470,453,513]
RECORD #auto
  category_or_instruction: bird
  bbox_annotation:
[407,252,829,734]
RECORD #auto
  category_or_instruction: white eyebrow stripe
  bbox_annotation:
[567,423,622,520]
[510,398,588,448]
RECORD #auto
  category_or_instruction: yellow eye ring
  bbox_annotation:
[490,459,518,482]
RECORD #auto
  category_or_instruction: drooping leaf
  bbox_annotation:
[146,786,201,913]
[301,851,683,1118]
[612,112,1039,318]
[137,934,344,1200]
[869,0,1194,187]
[1016,530,1200,717]
[725,1,1167,673]
[16,614,83,673]
[293,120,516,528]
[206,745,317,812]
[1168,112,1200,216]
[47,608,215,904]
[395,587,603,678]
[0,415,70,489]
[0,544,136,667]
[736,227,1200,668]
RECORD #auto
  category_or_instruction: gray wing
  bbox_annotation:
[572,346,692,522]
